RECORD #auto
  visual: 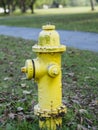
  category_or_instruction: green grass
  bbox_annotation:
[0,35,98,130]
[0,7,98,32]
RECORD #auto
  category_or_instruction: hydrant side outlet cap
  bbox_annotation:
[21,59,34,80]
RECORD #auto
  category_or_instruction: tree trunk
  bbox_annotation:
[7,4,10,14]
[90,0,95,11]
[1,0,7,14]
[30,0,36,14]
[11,1,16,12]
[7,1,11,14]
[30,4,34,14]
[20,0,26,13]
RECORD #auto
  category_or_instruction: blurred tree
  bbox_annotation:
[7,0,11,14]
[19,0,37,13]
[35,0,92,8]
[29,0,36,13]
[7,0,14,14]
[67,0,90,6]
[35,0,53,8]
[90,0,95,10]
[0,0,13,14]
[0,0,37,14]
[0,0,97,14]
[19,0,26,13]
[0,0,6,14]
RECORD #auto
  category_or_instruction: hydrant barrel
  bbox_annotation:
[21,24,67,130]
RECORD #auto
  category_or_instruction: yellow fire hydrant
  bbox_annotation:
[21,25,67,130]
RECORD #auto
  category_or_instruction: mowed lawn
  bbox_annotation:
[0,7,98,32]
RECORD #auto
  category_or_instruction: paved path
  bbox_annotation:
[0,25,98,52]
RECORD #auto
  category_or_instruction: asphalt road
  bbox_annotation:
[0,25,98,52]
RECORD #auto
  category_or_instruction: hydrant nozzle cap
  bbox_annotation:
[21,67,27,73]
[42,25,55,30]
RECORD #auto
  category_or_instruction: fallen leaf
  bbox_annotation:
[0,98,6,103]
[68,72,74,77]
[17,112,25,121]
[8,113,15,119]
[79,109,88,114]
[17,107,24,112]
[77,124,88,130]
[4,77,11,81]
[72,99,80,105]
[21,83,26,88]
[23,90,32,95]
[88,67,96,70]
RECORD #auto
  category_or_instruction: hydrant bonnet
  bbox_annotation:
[32,25,66,53]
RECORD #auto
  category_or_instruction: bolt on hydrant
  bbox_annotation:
[21,24,67,130]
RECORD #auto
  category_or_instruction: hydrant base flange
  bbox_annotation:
[34,104,67,118]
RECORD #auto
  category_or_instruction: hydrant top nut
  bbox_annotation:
[42,25,55,30]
